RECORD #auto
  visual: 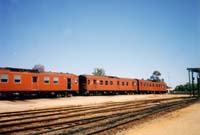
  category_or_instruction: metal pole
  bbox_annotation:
[188,70,191,96]
[198,73,200,98]
[192,72,194,96]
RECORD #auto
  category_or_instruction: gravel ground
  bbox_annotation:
[116,100,200,135]
[0,94,188,113]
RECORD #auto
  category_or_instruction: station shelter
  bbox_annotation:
[187,68,200,98]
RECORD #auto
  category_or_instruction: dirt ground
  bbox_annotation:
[0,94,198,135]
[116,100,200,135]
[0,94,188,113]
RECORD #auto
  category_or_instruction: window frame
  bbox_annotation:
[44,76,50,84]
[105,80,108,85]
[53,77,59,84]
[93,80,97,85]
[100,80,103,85]
[14,75,21,84]
[122,82,125,86]
[134,82,137,86]
[117,81,120,85]
[88,79,90,85]
[110,81,113,85]
[32,76,38,83]
[0,74,8,83]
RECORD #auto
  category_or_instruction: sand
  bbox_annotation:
[117,100,200,135]
[1,94,198,135]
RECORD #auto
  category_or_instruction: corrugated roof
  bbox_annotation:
[187,68,200,73]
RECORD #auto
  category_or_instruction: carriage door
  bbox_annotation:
[93,80,97,90]
[32,76,38,90]
[67,78,71,90]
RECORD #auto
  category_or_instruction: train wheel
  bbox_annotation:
[89,92,94,96]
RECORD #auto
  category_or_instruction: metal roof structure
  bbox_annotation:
[187,68,200,97]
[187,68,200,73]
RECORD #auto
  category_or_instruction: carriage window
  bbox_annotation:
[93,80,96,84]
[110,81,113,85]
[32,76,38,83]
[105,81,108,85]
[126,82,128,86]
[88,80,90,85]
[53,77,59,84]
[117,81,119,85]
[14,75,21,83]
[0,74,8,83]
[152,84,154,87]
[44,76,50,84]
[75,79,78,84]
[122,82,125,86]
[100,80,103,85]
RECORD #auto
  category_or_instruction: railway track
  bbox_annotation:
[0,97,197,135]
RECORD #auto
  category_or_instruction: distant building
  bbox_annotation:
[167,86,173,93]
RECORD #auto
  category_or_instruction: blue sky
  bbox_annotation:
[0,0,199,88]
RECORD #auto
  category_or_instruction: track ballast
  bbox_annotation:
[0,97,197,135]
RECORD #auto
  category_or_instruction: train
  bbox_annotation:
[0,67,167,98]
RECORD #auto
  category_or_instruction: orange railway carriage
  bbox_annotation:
[0,67,167,98]
[138,80,167,94]
[0,68,78,97]
[79,75,138,95]
[36,72,78,92]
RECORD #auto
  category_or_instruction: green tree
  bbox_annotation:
[92,68,105,76]
[174,83,198,92]
[32,64,45,72]
[150,70,162,82]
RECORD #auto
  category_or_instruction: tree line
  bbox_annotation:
[174,83,199,92]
